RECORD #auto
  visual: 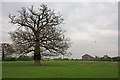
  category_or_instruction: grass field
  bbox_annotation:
[2,61,118,78]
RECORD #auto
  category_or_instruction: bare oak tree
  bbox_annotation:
[9,4,70,65]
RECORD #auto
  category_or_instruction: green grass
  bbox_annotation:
[2,61,118,78]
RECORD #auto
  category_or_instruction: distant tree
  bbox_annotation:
[9,4,70,65]
[0,43,15,61]
[94,55,101,61]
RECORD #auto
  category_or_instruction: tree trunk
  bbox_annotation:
[33,32,41,66]
[34,42,41,66]
[34,47,41,65]
[2,47,5,61]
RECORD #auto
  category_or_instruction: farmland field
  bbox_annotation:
[2,61,119,78]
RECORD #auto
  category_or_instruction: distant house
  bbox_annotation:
[82,54,94,61]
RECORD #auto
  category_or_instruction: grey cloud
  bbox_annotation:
[2,2,118,58]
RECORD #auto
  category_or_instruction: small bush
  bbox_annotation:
[63,58,69,60]
[17,56,33,61]
[4,57,17,61]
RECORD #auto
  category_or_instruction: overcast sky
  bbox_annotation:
[1,2,118,59]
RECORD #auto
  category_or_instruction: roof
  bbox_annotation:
[82,54,94,58]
